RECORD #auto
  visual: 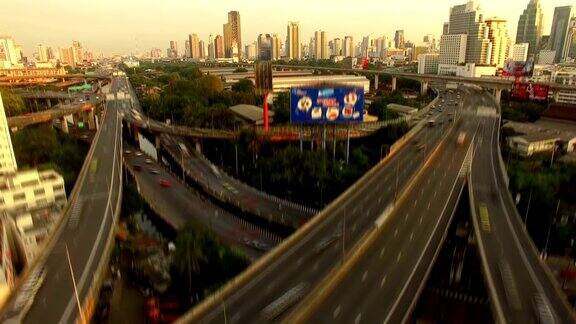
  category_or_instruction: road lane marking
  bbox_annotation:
[380,247,386,258]
[355,313,362,324]
[394,228,398,237]
[396,252,403,263]
[362,271,368,282]
[380,275,387,287]
[333,305,341,319]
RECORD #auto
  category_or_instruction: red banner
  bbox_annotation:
[511,82,549,101]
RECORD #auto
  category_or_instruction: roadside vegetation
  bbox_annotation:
[11,124,88,193]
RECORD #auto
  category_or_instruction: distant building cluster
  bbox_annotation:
[418,0,576,78]
[0,35,100,70]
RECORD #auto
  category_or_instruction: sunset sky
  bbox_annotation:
[0,0,571,56]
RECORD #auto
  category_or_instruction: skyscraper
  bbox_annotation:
[313,31,329,59]
[567,17,576,61]
[36,44,49,62]
[332,38,343,56]
[0,36,19,69]
[189,34,200,59]
[258,34,273,60]
[0,93,17,174]
[184,40,191,58]
[444,1,492,65]
[516,0,544,57]
[214,35,225,58]
[72,41,83,63]
[395,30,405,49]
[168,40,178,58]
[549,6,574,63]
[208,34,215,59]
[223,11,241,59]
[510,43,529,61]
[271,34,281,60]
[375,37,387,58]
[343,36,354,57]
[286,22,301,60]
[438,34,467,74]
[485,17,509,68]
[199,40,206,59]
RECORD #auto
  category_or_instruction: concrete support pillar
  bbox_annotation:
[553,91,560,102]
[195,141,202,154]
[155,136,161,150]
[374,74,379,90]
[391,77,397,91]
[421,81,429,96]
[46,99,52,108]
[494,88,502,105]
[87,110,96,130]
[60,116,69,134]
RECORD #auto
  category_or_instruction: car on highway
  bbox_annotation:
[124,150,132,154]
[145,159,153,164]
[148,169,159,174]
[159,179,171,188]
[136,152,143,157]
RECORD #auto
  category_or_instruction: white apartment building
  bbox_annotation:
[510,43,529,62]
[418,54,440,74]
[552,66,576,105]
[438,34,467,75]
[0,169,66,215]
[0,94,17,174]
[486,17,509,68]
[0,36,22,69]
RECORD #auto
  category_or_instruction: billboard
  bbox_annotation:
[290,86,364,124]
[502,59,534,78]
[510,82,550,101]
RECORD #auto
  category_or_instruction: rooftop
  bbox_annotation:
[229,104,275,125]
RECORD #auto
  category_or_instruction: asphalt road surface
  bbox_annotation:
[187,90,464,323]
[124,144,278,261]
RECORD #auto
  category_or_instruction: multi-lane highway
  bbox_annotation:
[469,93,575,323]
[2,78,124,323]
[179,91,462,323]
[160,134,314,228]
[124,144,279,261]
[289,92,479,324]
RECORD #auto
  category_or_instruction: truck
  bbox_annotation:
[457,132,466,145]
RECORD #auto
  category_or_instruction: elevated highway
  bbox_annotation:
[1,78,124,323]
[177,91,461,323]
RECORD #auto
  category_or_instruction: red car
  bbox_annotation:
[159,179,171,188]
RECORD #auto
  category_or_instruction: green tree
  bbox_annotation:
[231,79,255,93]
[271,91,291,124]
[0,88,26,116]
[172,223,208,297]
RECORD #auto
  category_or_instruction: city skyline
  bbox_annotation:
[0,0,571,56]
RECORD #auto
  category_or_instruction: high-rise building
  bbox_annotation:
[0,36,19,69]
[286,22,301,60]
[423,34,437,50]
[208,34,215,59]
[271,34,281,60]
[412,46,429,62]
[343,36,354,57]
[245,43,257,60]
[36,44,49,63]
[168,40,178,58]
[375,37,387,58]
[223,11,241,59]
[444,1,492,65]
[184,40,191,58]
[510,43,529,61]
[438,34,467,75]
[486,17,509,68]
[214,35,225,58]
[189,34,200,59]
[72,41,83,63]
[258,34,273,60]
[418,53,440,74]
[58,47,76,66]
[0,93,16,174]
[516,0,544,57]
[199,40,206,59]
[567,17,576,61]
[313,31,329,59]
[549,6,574,63]
[395,30,405,49]
[332,38,343,56]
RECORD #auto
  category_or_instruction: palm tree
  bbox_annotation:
[173,225,207,299]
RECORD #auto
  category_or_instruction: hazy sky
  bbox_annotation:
[0,0,571,56]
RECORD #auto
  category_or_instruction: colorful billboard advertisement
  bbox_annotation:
[510,82,550,101]
[290,86,365,124]
[502,59,534,78]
